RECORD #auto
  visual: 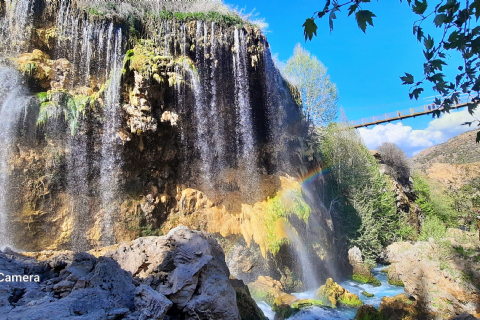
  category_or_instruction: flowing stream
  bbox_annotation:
[257,265,407,320]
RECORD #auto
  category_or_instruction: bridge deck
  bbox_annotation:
[351,102,469,128]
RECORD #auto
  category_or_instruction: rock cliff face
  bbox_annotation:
[0,0,335,290]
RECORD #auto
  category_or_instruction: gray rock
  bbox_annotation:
[0,227,241,319]
[134,285,172,320]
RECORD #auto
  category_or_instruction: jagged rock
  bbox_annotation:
[230,278,268,320]
[0,227,243,319]
[379,293,427,320]
[348,246,381,286]
[104,226,241,319]
[355,304,382,320]
[12,49,71,90]
[226,242,271,284]
[314,278,363,308]
[385,241,480,317]
[134,285,172,320]
[247,276,297,306]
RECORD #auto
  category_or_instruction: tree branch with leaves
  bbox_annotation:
[303,0,480,142]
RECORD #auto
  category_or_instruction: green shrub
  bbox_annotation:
[419,216,446,242]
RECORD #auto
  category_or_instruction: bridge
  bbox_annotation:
[350,96,471,128]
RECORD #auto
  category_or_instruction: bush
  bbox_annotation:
[419,216,447,242]
[377,142,411,182]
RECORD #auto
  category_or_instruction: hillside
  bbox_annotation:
[411,129,480,172]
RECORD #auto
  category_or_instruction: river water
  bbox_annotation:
[257,265,406,320]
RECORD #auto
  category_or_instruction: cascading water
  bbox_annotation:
[284,224,319,290]
[66,122,90,252]
[263,42,290,173]
[0,0,34,53]
[0,68,31,249]
[99,27,124,246]
[193,21,214,188]
[233,27,258,194]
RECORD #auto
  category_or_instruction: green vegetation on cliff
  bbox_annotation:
[319,115,401,264]
[264,188,311,255]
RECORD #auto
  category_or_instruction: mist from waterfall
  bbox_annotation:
[99,27,124,246]
[0,68,31,249]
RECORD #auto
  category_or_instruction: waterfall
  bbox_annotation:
[284,224,320,290]
[0,0,34,53]
[193,21,213,188]
[99,27,124,246]
[263,43,289,173]
[0,68,31,249]
[233,27,258,193]
[66,123,90,252]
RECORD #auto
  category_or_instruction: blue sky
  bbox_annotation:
[230,0,479,156]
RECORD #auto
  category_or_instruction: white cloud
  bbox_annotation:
[358,108,479,157]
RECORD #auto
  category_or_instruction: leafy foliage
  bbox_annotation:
[419,215,447,241]
[36,91,93,135]
[319,113,400,263]
[303,0,480,140]
[377,142,411,182]
[283,44,339,127]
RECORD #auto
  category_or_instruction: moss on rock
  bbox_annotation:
[362,291,375,298]
[354,304,384,320]
[352,273,382,287]
[388,278,405,287]
[314,278,363,308]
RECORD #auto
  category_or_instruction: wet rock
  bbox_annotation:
[354,304,382,320]
[379,293,427,320]
[348,246,380,286]
[314,278,363,308]
[248,276,297,306]
[230,278,268,320]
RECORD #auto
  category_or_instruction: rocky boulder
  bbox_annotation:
[103,226,241,319]
[379,293,427,320]
[0,251,172,319]
[0,227,242,320]
[314,278,363,308]
[348,246,381,286]
[385,241,480,318]
[247,276,297,306]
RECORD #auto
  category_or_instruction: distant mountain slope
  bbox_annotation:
[411,129,480,172]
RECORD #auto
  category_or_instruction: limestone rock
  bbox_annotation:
[385,241,480,317]
[379,293,427,320]
[1,227,242,319]
[247,276,297,306]
[12,50,71,90]
[134,285,172,320]
[348,246,381,286]
[104,226,241,320]
[230,278,268,320]
[314,278,363,308]
[355,304,382,320]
